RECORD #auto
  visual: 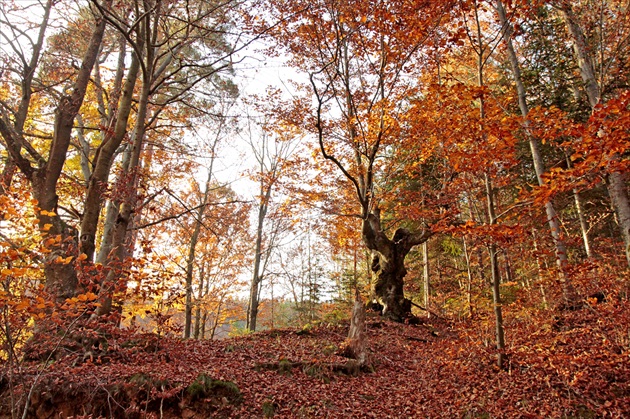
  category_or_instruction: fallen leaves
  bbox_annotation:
[2,303,629,418]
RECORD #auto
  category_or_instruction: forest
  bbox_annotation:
[0,0,629,417]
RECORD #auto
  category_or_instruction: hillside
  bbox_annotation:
[2,302,629,418]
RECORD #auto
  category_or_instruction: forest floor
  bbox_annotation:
[1,301,629,418]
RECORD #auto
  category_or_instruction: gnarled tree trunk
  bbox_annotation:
[362,210,431,322]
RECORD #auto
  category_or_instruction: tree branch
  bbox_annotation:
[0,117,35,179]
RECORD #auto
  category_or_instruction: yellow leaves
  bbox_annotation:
[42,223,53,232]
[76,253,88,262]
[40,210,56,217]
[1,267,28,276]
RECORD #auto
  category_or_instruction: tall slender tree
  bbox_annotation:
[556,0,630,266]
[495,0,578,303]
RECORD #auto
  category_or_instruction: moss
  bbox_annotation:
[262,400,276,417]
[565,406,597,419]
[302,364,331,383]
[210,379,242,403]
[322,343,338,356]
[186,374,242,404]
[128,373,152,388]
[186,374,214,400]
[278,358,293,375]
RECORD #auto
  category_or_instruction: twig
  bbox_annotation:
[409,301,443,319]
[21,309,88,419]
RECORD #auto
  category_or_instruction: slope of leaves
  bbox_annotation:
[1,301,629,418]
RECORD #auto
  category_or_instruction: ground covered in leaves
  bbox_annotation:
[1,302,629,418]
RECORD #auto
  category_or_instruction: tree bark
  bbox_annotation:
[422,240,430,318]
[463,237,474,318]
[474,3,505,368]
[362,209,431,322]
[495,2,563,236]
[496,0,578,303]
[193,266,205,340]
[246,198,266,331]
[95,59,151,316]
[184,161,215,338]
[80,39,142,261]
[558,1,600,109]
[0,0,52,195]
[1,1,110,300]
[246,126,290,331]
[485,173,506,369]
[558,0,630,267]
[340,289,367,365]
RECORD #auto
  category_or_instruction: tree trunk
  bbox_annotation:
[80,40,142,261]
[247,167,273,331]
[95,67,151,316]
[472,3,506,368]
[184,164,214,338]
[247,273,262,331]
[484,173,506,369]
[194,266,205,339]
[184,223,201,338]
[340,289,367,365]
[608,171,630,266]
[496,0,579,303]
[17,1,109,301]
[210,299,223,340]
[463,237,474,318]
[559,1,600,109]
[531,229,549,309]
[201,310,207,340]
[497,0,584,282]
[422,240,430,318]
[246,203,266,331]
[362,210,431,322]
[558,0,630,267]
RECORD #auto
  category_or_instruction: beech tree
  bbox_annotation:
[496,0,578,302]
[183,101,237,338]
[461,0,507,367]
[84,0,246,316]
[555,0,630,266]
[244,117,298,331]
[0,0,111,301]
[1,0,258,318]
[265,0,455,321]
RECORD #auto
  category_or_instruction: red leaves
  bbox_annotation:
[2,309,630,417]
